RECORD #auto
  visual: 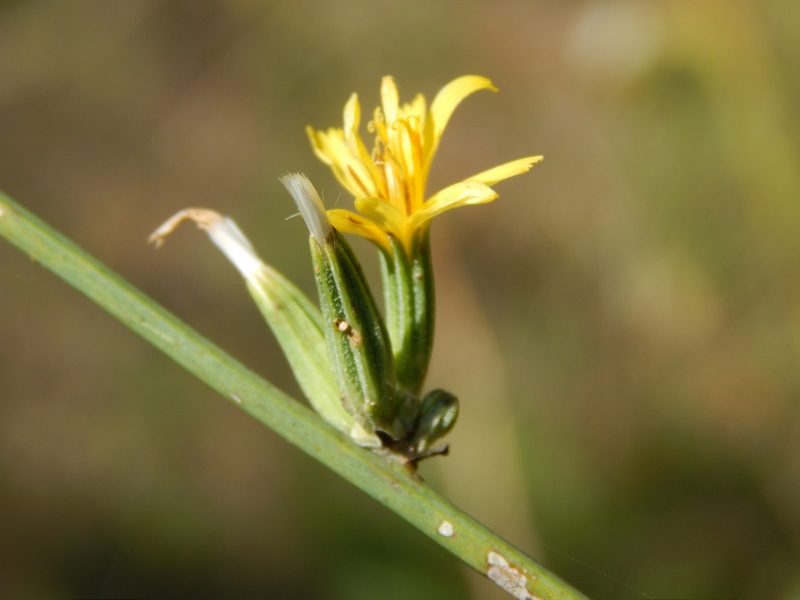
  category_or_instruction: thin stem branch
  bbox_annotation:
[0,191,589,600]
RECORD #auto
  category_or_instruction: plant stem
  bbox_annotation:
[0,191,589,600]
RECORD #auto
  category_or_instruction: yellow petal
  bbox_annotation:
[400,93,426,120]
[306,126,376,198]
[386,121,414,191]
[424,75,497,165]
[410,180,498,229]
[467,155,543,186]
[381,158,409,215]
[368,160,389,199]
[307,126,357,195]
[343,93,371,165]
[344,159,379,198]
[394,119,425,210]
[306,125,335,166]
[306,127,353,176]
[381,76,399,124]
[355,196,405,240]
[371,106,388,146]
[329,208,389,251]
[343,93,359,137]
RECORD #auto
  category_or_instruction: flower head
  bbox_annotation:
[307,75,542,252]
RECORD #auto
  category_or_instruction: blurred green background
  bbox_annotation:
[1,0,799,598]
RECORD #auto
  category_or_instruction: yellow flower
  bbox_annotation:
[307,75,542,253]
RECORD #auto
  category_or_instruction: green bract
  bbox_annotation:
[309,230,411,438]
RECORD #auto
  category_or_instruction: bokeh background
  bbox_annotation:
[1,0,799,598]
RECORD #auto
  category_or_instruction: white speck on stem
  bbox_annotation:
[229,393,242,405]
[437,521,454,537]
[487,552,537,600]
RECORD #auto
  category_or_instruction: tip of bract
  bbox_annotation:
[280,173,333,242]
[149,208,263,282]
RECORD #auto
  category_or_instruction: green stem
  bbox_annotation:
[0,191,589,600]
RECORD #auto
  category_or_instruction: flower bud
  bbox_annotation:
[408,389,459,455]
